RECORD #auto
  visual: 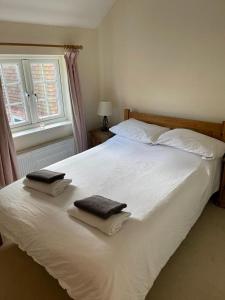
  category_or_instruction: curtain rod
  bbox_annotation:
[0,42,83,50]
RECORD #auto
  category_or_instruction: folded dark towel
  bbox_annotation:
[26,170,65,184]
[74,195,127,219]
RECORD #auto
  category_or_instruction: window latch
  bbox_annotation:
[33,93,38,102]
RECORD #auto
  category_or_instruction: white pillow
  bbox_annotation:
[109,118,169,144]
[156,128,225,159]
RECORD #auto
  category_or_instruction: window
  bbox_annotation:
[0,57,66,130]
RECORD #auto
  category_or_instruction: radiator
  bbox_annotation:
[17,137,75,177]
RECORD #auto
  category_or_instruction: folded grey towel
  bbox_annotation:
[26,170,65,183]
[74,195,127,219]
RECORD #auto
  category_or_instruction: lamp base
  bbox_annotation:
[101,116,109,131]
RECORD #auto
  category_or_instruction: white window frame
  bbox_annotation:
[0,55,68,133]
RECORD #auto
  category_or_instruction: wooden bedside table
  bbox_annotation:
[89,129,113,147]
[218,156,225,208]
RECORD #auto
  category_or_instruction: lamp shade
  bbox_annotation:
[97,101,112,116]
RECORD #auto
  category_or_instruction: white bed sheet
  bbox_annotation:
[0,136,221,300]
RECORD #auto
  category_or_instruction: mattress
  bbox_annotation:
[0,136,221,300]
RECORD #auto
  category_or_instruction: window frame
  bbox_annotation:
[0,55,68,133]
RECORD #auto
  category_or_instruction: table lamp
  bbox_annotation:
[97,101,112,131]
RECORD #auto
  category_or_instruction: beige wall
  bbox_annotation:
[0,21,100,130]
[98,0,225,124]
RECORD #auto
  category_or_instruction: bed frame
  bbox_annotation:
[124,109,225,207]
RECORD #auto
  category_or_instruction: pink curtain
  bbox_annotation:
[64,49,88,152]
[0,79,19,187]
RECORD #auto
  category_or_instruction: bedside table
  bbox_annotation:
[89,129,113,147]
[218,156,225,208]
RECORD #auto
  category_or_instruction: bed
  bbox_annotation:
[0,109,224,300]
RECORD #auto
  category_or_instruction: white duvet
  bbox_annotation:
[0,136,221,300]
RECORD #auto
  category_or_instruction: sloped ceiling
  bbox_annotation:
[0,0,117,28]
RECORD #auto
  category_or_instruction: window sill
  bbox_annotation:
[13,121,73,152]
[12,121,72,138]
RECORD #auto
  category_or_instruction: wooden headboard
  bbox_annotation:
[124,109,225,142]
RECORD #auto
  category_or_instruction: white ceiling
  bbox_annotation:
[0,0,116,28]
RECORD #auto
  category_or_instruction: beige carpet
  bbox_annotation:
[0,202,225,300]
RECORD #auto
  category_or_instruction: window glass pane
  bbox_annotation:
[46,83,59,115]
[34,83,45,98]
[31,62,63,120]
[2,64,19,83]
[0,62,29,126]
[43,63,56,80]
[6,84,25,105]
[37,100,48,118]
[10,104,27,125]
[48,99,59,115]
